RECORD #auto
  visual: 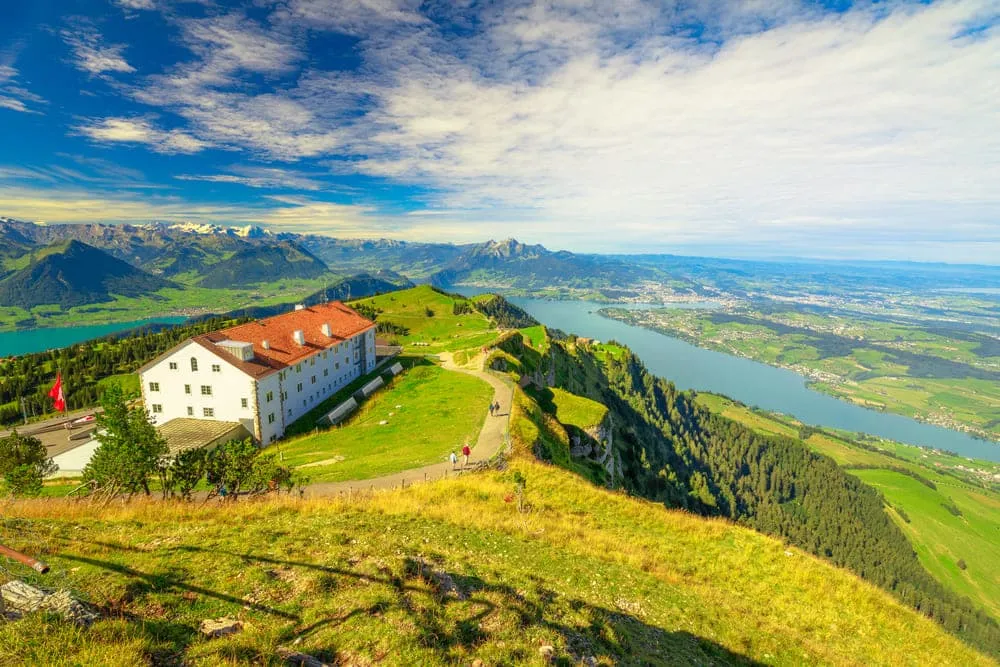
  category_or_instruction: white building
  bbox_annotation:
[138,302,376,443]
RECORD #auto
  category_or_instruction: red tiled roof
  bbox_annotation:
[194,302,374,376]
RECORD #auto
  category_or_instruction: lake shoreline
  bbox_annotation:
[598,308,1000,445]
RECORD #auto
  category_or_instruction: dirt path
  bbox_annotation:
[303,353,513,498]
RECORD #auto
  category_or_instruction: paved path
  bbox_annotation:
[303,354,514,498]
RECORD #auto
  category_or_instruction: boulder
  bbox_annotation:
[199,616,243,638]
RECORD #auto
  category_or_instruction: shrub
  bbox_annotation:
[957,559,968,571]
[0,430,57,497]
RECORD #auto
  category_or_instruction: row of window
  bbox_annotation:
[151,404,214,418]
[148,382,215,396]
[167,359,222,372]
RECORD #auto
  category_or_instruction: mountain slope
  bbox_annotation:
[197,240,330,288]
[3,457,991,665]
[492,329,1000,655]
[300,236,466,279]
[430,238,669,294]
[0,240,173,308]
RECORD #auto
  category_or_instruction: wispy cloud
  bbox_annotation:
[175,166,325,191]
[13,0,1000,258]
[0,59,45,113]
[115,0,155,10]
[62,24,135,75]
[74,117,209,154]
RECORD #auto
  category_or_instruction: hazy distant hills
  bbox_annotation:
[0,239,174,308]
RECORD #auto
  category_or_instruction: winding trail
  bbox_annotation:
[303,353,514,498]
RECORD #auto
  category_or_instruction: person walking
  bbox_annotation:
[489,401,495,416]
[449,450,458,470]
[462,443,471,467]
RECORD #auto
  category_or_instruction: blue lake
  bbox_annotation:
[458,289,1000,463]
[0,317,189,357]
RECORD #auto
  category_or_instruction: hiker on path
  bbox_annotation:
[489,401,495,416]
[493,400,501,415]
[462,443,471,467]
[450,450,458,470]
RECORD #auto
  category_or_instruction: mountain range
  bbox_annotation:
[0,219,669,311]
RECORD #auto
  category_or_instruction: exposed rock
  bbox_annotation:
[277,646,330,666]
[0,580,98,626]
[199,616,243,638]
[539,645,555,661]
[409,557,467,600]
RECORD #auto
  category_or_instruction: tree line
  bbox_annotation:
[0,316,248,425]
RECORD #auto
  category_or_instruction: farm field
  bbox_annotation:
[0,277,341,332]
[696,393,1000,619]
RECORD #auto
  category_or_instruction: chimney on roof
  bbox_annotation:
[293,330,305,346]
[321,322,332,337]
[295,304,305,311]
[262,339,270,350]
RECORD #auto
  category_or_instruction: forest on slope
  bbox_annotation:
[495,330,1000,656]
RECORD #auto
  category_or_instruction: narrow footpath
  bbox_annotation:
[303,353,514,498]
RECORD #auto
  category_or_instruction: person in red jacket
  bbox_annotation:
[462,443,471,467]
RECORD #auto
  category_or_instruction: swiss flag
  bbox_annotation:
[48,373,66,412]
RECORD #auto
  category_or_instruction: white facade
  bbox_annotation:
[140,326,376,443]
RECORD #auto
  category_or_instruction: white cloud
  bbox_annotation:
[116,0,155,9]
[62,27,135,75]
[175,166,325,190]
[0,61,45,113]
[71,0,1000,257]
[75,117,209,154]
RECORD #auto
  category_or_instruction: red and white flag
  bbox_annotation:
[48,373,66,412]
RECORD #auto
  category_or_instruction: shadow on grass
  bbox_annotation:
[164,545,764,665]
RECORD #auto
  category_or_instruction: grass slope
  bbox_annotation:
[280,363,493,483]
[351,285,499,352]
[696,393,1000,620]
[2,453,991,665]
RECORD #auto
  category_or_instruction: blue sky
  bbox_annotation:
[0,0,997,262]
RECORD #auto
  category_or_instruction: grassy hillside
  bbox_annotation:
[3,452,992,665]
[280,362,492,483]
[695,393,1000,620]
[350,285,501,352]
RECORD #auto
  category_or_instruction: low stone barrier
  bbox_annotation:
[320,397,358,426]
[360,376,385,397]
[389,362,404,376]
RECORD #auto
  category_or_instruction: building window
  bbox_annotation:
[297,382,303,392]
[265,391,273,402]
[311,375,316,384]
[302,399,306,407]
[187,406,193,416]
[323,351,328,359]
[212,364,221,373]
[203,407,214,417]
[323,369,328,377]
[270,434,277,442]
[267,413,275,424]
[200,385,212,396]
[241,398,248,408]
[296,363,302,373]
[169,362,178,370]
[152,404,162,413]
[148,382,160,392]
[310,357,315,366]
[191,357,198,371]
[288,408,292,416]
[335,362,340,370]
[184,384,191,395]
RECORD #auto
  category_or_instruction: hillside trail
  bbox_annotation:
[302,352,513,498]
